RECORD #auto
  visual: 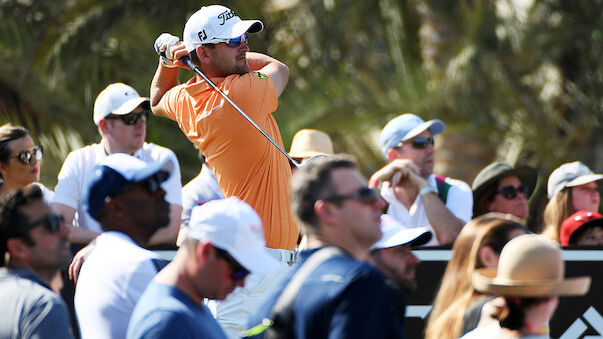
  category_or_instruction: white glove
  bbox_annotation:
[154,33,180,68]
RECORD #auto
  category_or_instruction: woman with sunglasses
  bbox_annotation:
[425,213,528,339]
[541,161,602,243]
[472,162,538,220]
[0,124,52,201]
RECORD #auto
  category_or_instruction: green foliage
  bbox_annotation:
[0,0,601,203]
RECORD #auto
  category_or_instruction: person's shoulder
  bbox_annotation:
[438,175,472,192]
[140,142,177,156]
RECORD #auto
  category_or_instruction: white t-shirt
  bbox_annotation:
[180,163,224,227]
[74,231,163,339]
[381,174,473,246]
[52,142,182,233]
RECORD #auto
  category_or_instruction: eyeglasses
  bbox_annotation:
[24,214,64,234]
[105,111,150,125]
[323,187,381,205]
[215,247,250,282]
[397,136,435,150]
[213,34,248,47]
[12,145,43,165]
[497,184,530,200]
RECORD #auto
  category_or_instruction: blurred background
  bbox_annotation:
[1,0,601,231]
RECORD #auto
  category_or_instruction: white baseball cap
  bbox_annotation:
[183,5,263,52]
[547,161,603,199]
[373,214,432,249]
[185,197,279,274]
[93,83,150,126]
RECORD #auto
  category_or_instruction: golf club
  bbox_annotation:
[180,56,300,168]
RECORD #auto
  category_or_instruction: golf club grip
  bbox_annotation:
[178,56,300,168]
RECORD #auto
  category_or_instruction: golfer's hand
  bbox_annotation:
[68,242,95,286]
[154,33,181,68]
[369,159,427,189]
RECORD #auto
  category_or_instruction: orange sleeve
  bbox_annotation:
[227,72,278,120]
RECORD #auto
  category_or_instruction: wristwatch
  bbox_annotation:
[419,186,436,197]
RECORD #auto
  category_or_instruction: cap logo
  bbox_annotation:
[198,30,207,41]
[217,10,237,25]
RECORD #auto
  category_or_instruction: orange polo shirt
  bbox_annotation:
[163,72,298,250]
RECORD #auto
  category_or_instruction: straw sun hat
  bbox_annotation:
[472,234,591,297]
[288,129,334,159]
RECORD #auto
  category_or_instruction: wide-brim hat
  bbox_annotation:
[472,162,538,202]
[472,234,590,297]
[288,129,334,159]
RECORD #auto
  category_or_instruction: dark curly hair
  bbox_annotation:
[0,184,43,266]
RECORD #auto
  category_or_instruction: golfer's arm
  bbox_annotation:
[150,64,180,118]
[246,52,289,97]
[421,194,464,245]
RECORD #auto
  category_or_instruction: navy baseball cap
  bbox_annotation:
[84,153,174,220]
[380,113,445,158]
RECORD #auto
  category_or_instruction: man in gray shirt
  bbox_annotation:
[0,185,74,338]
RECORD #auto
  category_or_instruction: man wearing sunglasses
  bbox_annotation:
[0,185,74,338]
[371,113,473,245]
[150,5,295,337]
[127,198,279,339]
[52,83,182,248]
[74,154,174,339]
[247,155,403,338]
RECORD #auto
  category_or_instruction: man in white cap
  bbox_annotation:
[127,197,279,339]
[151,5,295,337]
[369,215,432,336]
[74,154,174,339]
[52,83,182,247]
[370,113,472,245]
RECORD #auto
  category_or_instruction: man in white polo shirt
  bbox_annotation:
[52,83,182,247]
[370,113,472,245]
[74,154,174,339]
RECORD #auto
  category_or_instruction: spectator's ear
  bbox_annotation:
[6,238,30,261]
[478,245,499,269]
[386,148,398,162]
[314,200,338,226]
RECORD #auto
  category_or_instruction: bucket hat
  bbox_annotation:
[472,161,537,203]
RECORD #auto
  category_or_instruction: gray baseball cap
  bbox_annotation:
[380,113,445,158]
[547,161,603,199]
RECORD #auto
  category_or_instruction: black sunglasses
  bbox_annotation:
[105,111,150,125]
[12,145,43,165]
[323,187,381,205]
[144,170,169,194]
[397,136,435,150]
[215,247,250,282]
[497,184,530,200]
[25,214,64,234]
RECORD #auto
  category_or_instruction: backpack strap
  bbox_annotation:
[434,175,452,204]
[243,247,346,338]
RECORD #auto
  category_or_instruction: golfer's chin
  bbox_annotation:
[235,63,250,75]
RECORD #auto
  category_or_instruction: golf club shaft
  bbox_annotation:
[181,57,300,168]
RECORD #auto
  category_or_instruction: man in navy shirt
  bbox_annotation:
[0,185,74,338]
[127,197,279,339]
[247,155,403,338]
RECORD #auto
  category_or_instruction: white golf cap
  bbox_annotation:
[373,214,432,249]
[183,5,263,52]
[547,161,603,199]
[93,83,150,126]
[185,197,279,274]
